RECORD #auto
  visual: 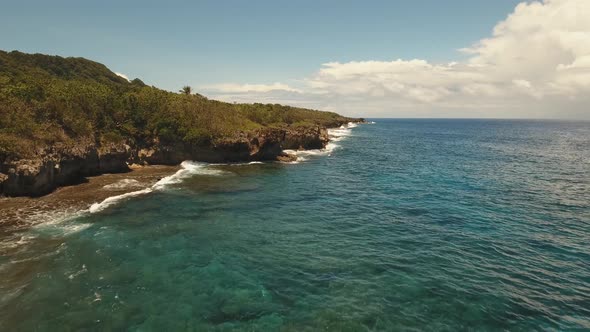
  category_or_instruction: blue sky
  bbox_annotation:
[2,0,589,119]
[2,0,520,89]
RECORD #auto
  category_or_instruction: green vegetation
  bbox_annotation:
[179,86,192,95]
[0,50,353,160]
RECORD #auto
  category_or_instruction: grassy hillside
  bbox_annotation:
[0,50,353,161]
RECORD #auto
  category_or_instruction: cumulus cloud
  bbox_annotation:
[203,82,301,94]
[204,0,590,118]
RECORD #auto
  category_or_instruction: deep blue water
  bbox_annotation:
[1,119,590,330]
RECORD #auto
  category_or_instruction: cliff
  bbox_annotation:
[0,50,361,197]
[0,124,350,196]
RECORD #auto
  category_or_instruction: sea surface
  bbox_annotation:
[1,119,589,331]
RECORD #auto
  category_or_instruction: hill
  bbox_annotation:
[0,50,355,160]
[0,50,360,196]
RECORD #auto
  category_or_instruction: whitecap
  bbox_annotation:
[283,142,341,163]
[102,179,143,190]
[283,122,360,163]
[29,208,92,237]
[152,161,226,190]
[327,124,354,141]
[89,161,227,214]
[0,234,37,252]
[210,161,265,166]
[88,188,153,213]
[67,264,88,280]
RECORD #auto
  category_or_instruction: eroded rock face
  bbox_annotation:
[0,123,353,197]
[0,142,131,196]
[98,143,131,173]
[282,126,329,150]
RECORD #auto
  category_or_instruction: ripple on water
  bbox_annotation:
[1,120,590,330]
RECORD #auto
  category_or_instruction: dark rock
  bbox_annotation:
[0,142,130,197]
[282,126,329,150]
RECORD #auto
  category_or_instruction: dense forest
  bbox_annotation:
[0,50,353,161]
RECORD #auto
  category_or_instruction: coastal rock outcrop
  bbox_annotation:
[282,126,329,150]
[0,142,131,196]
[0,123,355,197]
[0,50,364,197]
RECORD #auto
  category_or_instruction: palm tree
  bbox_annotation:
[180,86,192,95]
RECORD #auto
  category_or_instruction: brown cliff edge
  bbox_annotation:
[0,121,364,197]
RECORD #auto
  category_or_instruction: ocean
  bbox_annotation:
[1,119,589,330]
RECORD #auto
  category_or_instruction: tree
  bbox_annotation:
[180,86,192,95]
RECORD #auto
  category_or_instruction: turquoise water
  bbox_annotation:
[1,119,590,331]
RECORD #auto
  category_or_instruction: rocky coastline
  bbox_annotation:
[0,122,361,197]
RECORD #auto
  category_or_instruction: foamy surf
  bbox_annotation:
[89,161,226,214]
[102,179,144,190]
[89,188,153,213]
[285,122,359,163]
[0,234,38,254]
[152,161,225,190]
[1,162,232,252]
[28,209,92,239]
[327,122,356,142]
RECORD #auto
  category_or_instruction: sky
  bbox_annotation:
[1,0,589,119]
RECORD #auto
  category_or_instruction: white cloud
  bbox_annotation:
[202,82,301,94]
[204,0,590,118]
[115,72,130,81]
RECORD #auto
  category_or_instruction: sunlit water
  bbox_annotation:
[1,119,589,330]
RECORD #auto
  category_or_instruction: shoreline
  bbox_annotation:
[0,164,180,232]
[0,122,363,198]
[0,122,362,234]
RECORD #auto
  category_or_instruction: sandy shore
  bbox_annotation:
[0,165,180,232]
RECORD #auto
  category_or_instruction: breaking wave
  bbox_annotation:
[89,161,226,214]
[10,124,361,237]
[102,179,143,190]
[89,188,153,213]
[284,122,359,163]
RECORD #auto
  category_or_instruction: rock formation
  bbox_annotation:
[0,123,356,197]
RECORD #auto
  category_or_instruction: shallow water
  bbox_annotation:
[1,120,589,330]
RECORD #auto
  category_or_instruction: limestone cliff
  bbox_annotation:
[0,50,364,197]
[0,123,357,197]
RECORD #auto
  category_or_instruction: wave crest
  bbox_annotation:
[102,179,143,190]
[285,122,359,163]
[90,161,226,214]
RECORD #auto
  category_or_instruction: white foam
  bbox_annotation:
[102,179,143,190]
[211,161,265,166]
[0,234,37,252]
[284,122,361,163]
[89,187,153,213]
[327,128,352,142]
[283,142,342,163]
[68,264,88,280]
[28,208,91,235]
[7,243,68,264]
[56,222,93,236]
[152,161,226,190]
[327,123,354,142]
[89,161,226,214]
